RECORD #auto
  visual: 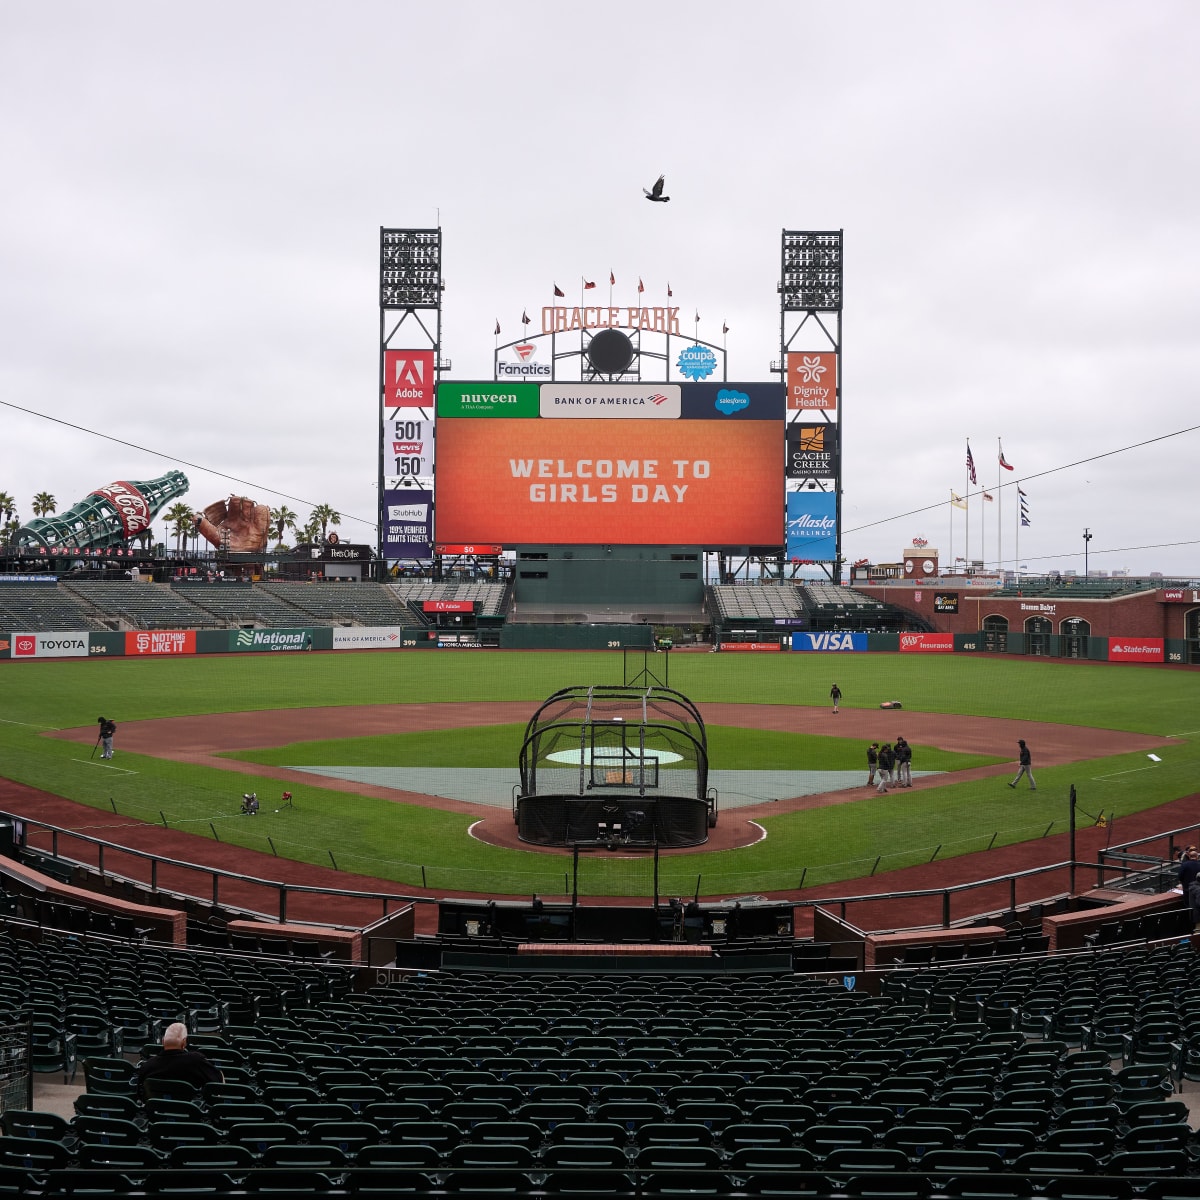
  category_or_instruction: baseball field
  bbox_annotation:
[0,650,1196,899]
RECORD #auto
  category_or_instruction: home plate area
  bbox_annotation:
[285,766,941,809]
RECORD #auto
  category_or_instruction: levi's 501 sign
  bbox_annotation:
[434,382,784,547]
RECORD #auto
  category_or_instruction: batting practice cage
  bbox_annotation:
[514,685,716,848]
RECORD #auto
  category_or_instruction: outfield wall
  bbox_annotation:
[0,624,657,658]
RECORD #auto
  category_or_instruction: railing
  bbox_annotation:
[6,811,436,927]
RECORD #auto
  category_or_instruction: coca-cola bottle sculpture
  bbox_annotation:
[16,470,189,551]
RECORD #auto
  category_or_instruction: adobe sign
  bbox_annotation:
[383,350,435,408]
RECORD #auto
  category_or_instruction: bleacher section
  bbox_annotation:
[388,580,507,625]
[172,584,312,628]
[0,583,106,632]
[62,581,221,630]
[3,923,1199,1195]
[711,583,803,621]
[261,582,412,626]
[799,584,926,634]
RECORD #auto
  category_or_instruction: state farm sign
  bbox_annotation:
[899,632,955,653]
[1108,638,1164,663]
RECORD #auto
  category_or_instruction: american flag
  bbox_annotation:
[966,442,977,485]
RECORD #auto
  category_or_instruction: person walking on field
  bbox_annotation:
[97,716,116,760]
[1009,739,1036,790]
[866,742,879,787]
[894,736,912,788]
[876,743,895,793]
[830,683,842,714]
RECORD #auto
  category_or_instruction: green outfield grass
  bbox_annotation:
[0,651,1197,896]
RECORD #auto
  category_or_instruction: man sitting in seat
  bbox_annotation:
[135,1022,223,1098]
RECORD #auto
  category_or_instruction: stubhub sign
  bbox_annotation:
[791,632,867,652]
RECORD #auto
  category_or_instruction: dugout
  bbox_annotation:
[514,685,716,848]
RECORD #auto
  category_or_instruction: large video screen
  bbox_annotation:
[434,382,784,547]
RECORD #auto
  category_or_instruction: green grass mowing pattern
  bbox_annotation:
[1,650,1198,895]
[227,723,994,774]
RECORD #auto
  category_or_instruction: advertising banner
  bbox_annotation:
[422,599,474,613]
[383,349,435,409]
[332,627,412,650]
[436,544,503,556]
[539,383,681,419]
[382,487,433,558]
[125,630,197,656]
[786,423,838,478]
[230,628,315,653]
[899,632,956,653]
[435,418,783,546]
[786,492,837,561]
[0,637,9,659]
[383,412,435,480]
[496,342,552,380]
[680,383,785,421]
[1161,588,1200,603]
[437,382,539,419]
[12,632,90,659]
[1108,637,1164,663]
[934,592,960,613]
[791,631,867,652]
[720,642,781,652]
[786,352,837,410]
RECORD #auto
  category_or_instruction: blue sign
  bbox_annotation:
[680,383,785,421]
[676,343,717,381]
[791,631,867,652]
[786,492,837,560]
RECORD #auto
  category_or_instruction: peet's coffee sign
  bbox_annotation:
[934,592,959,613]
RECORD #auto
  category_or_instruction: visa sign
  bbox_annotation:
[791,632,867,652]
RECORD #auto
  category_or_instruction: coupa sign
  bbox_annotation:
[791,632,867,652]
[230,628,313,653]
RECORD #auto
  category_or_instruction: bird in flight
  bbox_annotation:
[643,174,670,203]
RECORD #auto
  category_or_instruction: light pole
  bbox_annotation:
[1083,528,1093,577]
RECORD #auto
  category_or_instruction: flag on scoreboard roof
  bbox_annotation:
[667,281,673,297]
[583,278,596,290]
[638,278,645,294]
[494,319,500,335]
[553,283,565,298]
[951,491,967,510]
[723,322,729,334]
[521,310,530,325]
[983,491,995,502]
[609,269,615,286]
[999,441,1014,471]
[966,441,977,484]
[695,309,700,322]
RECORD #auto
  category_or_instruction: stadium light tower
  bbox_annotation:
[1083,528,1093,577]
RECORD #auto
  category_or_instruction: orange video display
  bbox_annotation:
[435,418,783,546]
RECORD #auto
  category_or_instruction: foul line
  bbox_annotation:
[71,759,138,775]
[1092,765,1158,781]
[0,718,60,730]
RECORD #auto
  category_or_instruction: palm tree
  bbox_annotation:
[300,514,322,544]
[0,492,17,527]
[31,492,57,517]
[165,502,195,553]
[311,503,341,543]
[271,505,297,548]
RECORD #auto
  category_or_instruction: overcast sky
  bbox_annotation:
[2,1,1198,577]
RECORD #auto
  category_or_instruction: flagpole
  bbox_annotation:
[949,490,955,574]
[997,437,1003,578]
[965,440,971,575]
